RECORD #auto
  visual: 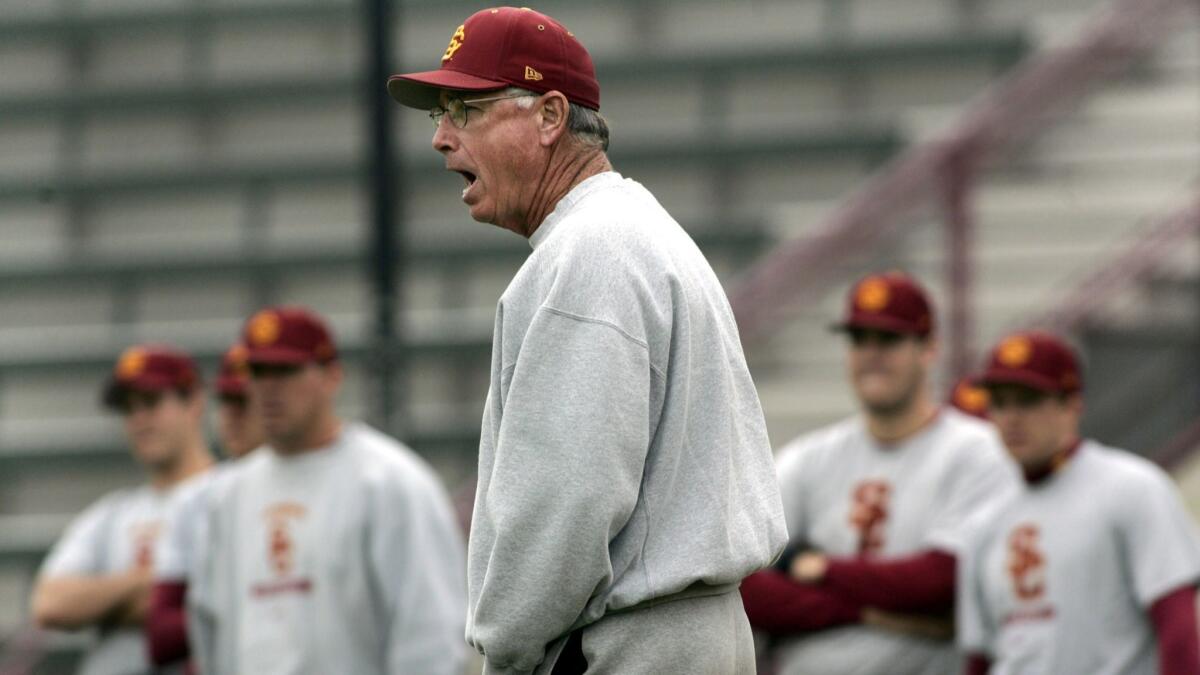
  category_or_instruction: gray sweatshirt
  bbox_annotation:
[466,171,787,673]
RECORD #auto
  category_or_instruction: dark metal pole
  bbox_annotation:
[364,0,403,436]
[942,151,977,382]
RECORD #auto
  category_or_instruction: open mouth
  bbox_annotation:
[455,169,477,187]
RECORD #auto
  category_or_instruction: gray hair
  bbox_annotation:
[505,87,610,152]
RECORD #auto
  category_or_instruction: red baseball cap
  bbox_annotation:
[241,306,338,366]
[978,331,1083,395]
[832,272,935,337]
[949,376,990,419]
[215,343,252,398]
[103,344,200,410]
[387,6,601,111]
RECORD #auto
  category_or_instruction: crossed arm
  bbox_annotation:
[32,569,152,631]
[741,548,956,638]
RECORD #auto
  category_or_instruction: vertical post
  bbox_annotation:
[364,0,403,436]
[942,150,976,382]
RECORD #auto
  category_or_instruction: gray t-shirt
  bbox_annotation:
[466,171,787,674]
[958,440,1200,675]
[194,423,467,675]
[772,409,1017,675]
[40,484,180,675]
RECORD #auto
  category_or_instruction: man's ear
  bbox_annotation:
[538,91,571,147]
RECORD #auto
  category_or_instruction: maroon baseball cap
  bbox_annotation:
[103,344,200,409]
[978,331,1083,395]
[215,343,251,398]
[832,272,935,337]
[949,376,990,419]
[241,306,338,366]
[387,6,601,111]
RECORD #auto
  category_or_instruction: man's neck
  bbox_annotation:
[1023,436,1082,485]
[520,144,612,238]
[865,395,939,445]
[272,416,343,457]
[151,438,213,490]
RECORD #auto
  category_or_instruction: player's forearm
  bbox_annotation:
[821,550,956,613]
[740,570,861,635]
[1149,585,1200,675]
[146,581,191,666]
[32,571,146,630]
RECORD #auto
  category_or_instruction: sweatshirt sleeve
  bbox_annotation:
[471,307,654,673]
[1148,584,1200,675]
[822,550,957,612]
[372,465,468,675]
[740,569,861,635]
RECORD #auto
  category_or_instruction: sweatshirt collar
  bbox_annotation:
[529,171,623,250]
[1024,437,1083,486]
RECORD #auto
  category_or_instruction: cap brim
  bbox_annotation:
[829,315,927,336]
[387,69,509,109]
[102,375,180,410]
[245,346,314,366]
[977,369,1061,394]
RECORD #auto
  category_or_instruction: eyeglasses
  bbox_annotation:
[429,93,529,129]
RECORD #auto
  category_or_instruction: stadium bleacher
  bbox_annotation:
[3,0,1199,670]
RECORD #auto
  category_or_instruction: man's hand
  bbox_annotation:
[108,568,154,627]
[789,552,829,584]
[861,608,954,641]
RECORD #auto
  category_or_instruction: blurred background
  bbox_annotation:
[0,0,1198,670]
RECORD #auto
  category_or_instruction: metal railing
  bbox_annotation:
[728,0,1198,380]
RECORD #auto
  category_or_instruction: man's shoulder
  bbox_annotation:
[342,423,446,495]
[1079,440,1172,493]
[76,486,143,522]
[932,409,1010,466]
[776,416,862,475]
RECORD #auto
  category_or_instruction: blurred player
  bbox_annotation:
[959,331,1200,674]
[31,345,213,675]
[191,306,466,674]
[389,7,786,673]
[741,272,1017,675]
[950,376,990,420]
[146,342,263,669]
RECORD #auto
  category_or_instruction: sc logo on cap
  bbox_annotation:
[116,347,148,380]
[855,277,891,313]
[249,312,282,347]
[997,336,1033,368]
[442,25,466,62]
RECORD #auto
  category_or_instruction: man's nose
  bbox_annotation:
[432,116,456,154]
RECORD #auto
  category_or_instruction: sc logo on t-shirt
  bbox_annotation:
[849,480,891,554]
[1007,523,1046,601]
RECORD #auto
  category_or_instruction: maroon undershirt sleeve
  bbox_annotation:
[964,653,991,675]
[740,569,862,636]
[1149,584,1200,675]
[822,549,956,613]
[146,580,191,666]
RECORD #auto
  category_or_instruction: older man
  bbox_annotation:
[389,7,787,674]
